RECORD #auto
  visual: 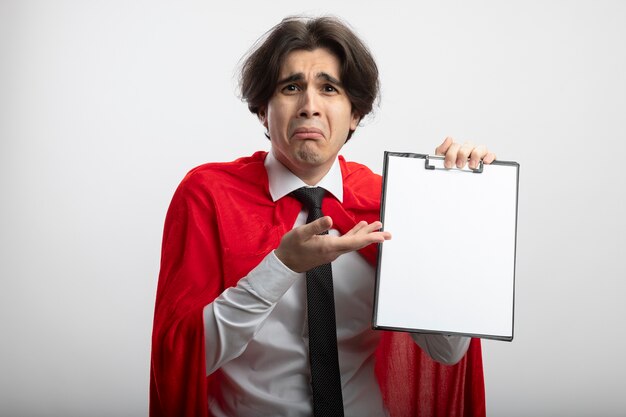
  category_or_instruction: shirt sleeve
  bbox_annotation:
[410,333,471,365]
[203,250,300,375]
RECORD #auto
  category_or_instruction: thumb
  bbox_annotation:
[301,216,333,238]
[435,136,453,155]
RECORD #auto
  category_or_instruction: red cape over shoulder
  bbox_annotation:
[150,151,485,417]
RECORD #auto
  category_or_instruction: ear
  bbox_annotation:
[258,107,268,129]
[350,110,360,131]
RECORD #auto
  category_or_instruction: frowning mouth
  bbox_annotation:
[291,127,325,140]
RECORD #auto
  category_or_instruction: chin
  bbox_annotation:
[294,140,323,162]
[296,148,324,164]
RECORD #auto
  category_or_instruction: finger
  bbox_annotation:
[342,222,391,247]
[372,230,392,241]
[434,137,454,156]
[456,142,475,169]
[345,220,369,236]
[299,216,332,238]
[333,231,391,254]
[444,141,461,169]
[353,220,384,235]
[468,145,487,169]
[483,152,497,164]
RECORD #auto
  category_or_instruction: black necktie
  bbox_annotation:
[290,186,344,417]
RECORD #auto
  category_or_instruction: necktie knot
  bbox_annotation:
[290,186,326,211]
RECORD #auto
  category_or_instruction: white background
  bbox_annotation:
[1,1,624,416]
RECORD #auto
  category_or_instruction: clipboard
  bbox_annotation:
[372,152,519,341]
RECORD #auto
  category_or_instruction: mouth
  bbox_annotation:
[291,127,325,140]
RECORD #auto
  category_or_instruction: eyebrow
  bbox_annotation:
[277,72,344,87]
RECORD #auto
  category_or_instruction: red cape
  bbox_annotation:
[150,151,485,416]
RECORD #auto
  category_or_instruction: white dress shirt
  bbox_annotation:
[202,151,470,416]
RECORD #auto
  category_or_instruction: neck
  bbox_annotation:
[272,151,335,186]
[294,165,331,186]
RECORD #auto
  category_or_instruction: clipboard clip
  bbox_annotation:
[425,155,484,173]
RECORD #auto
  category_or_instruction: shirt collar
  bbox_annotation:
[264,150,343,203]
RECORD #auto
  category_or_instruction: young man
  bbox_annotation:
[151,16,495,417]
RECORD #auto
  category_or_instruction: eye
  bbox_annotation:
[323,84,338,93]
[282,84,300,93]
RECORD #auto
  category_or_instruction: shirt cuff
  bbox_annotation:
[410,333,471,365]
[246,250,301,303]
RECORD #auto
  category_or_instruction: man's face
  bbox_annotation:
[260,48,360,184]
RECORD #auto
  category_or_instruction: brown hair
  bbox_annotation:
[239,16,379,140]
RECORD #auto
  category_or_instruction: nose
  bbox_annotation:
[297,89,321,118]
